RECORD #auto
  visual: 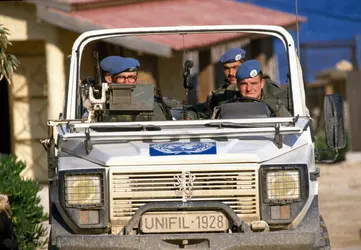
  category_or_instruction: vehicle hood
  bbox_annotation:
[60,133,308,166]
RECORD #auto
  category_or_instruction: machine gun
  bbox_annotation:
[85,81,155,122]
[181,60,194,120]
[80,50,107,121]
[81,51,103,98]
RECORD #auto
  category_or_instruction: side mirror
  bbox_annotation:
[324,94,346,150]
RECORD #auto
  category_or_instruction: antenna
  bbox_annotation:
[295,0,300,58]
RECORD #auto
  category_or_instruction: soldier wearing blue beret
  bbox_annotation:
[100,56,140,85]
[219,47,246,85]
[236,59,264,99]
[187,47,246,120]
[235,60,290,117]
[83,55,171,121]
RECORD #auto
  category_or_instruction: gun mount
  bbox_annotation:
[85,83,155,122]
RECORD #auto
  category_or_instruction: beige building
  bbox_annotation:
[0,0,304,182]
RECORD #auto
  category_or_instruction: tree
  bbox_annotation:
[0,26,48,249]
[0,24,20,85]
[0,155,48,249]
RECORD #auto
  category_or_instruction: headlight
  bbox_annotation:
[266,170,300,201]
[65,174,103,207]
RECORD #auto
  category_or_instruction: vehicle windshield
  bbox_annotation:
[69,27,298,123]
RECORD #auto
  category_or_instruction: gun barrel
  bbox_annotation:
[93,50,102,86]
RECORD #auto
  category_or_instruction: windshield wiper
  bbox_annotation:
[205,122,284,149]
[83,125,161,154]
[89,124,162,132]
[204,122,275,128]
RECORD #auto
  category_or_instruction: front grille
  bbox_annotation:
[109,168,259,225]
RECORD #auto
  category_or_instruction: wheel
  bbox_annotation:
[319,215,331,250]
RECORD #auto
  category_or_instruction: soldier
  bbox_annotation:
[186,48,246,120]
[187,48,290,119]
[219,47,246,86]
[83,56,172,121]
[100,56,140,85]
[232,59,290,117]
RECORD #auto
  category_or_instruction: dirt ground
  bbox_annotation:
[318,160,361,249]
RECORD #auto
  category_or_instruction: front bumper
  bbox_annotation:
[51,191,321,250]
[54,231,318,250]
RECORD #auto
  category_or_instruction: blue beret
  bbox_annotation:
[219,48,246,64]
[236,60,261,81]
[100,56,140,75]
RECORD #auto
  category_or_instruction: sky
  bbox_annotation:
[236,0,361,83]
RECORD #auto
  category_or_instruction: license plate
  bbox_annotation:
[140,211,229,233]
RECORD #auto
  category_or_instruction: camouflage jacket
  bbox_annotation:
[262,75,290,112]
[260,92,291,117]
[187,80,238,120]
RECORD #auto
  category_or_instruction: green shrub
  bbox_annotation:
[314,130,348,163]
[0,154,48,250]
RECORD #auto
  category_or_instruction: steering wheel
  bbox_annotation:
[225,96,277,117]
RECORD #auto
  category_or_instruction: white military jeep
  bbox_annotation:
[44,25,345,250]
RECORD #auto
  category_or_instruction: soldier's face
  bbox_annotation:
[105,72,138,84]
[223,61,241,84]
[114,72,138,84]
[237,75,264,100]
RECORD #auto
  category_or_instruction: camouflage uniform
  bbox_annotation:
[260,90,291,117]
[262,75,290,112]
[186,80,237,120]
[208,81,239,112]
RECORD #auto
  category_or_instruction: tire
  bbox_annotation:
[319,215,331,250]
[47,228,57,250]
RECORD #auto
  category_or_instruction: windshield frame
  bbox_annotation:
[65,25,305,120]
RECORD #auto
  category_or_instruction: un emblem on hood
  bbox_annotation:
[149,142,217,156]
[174,171,196,202]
